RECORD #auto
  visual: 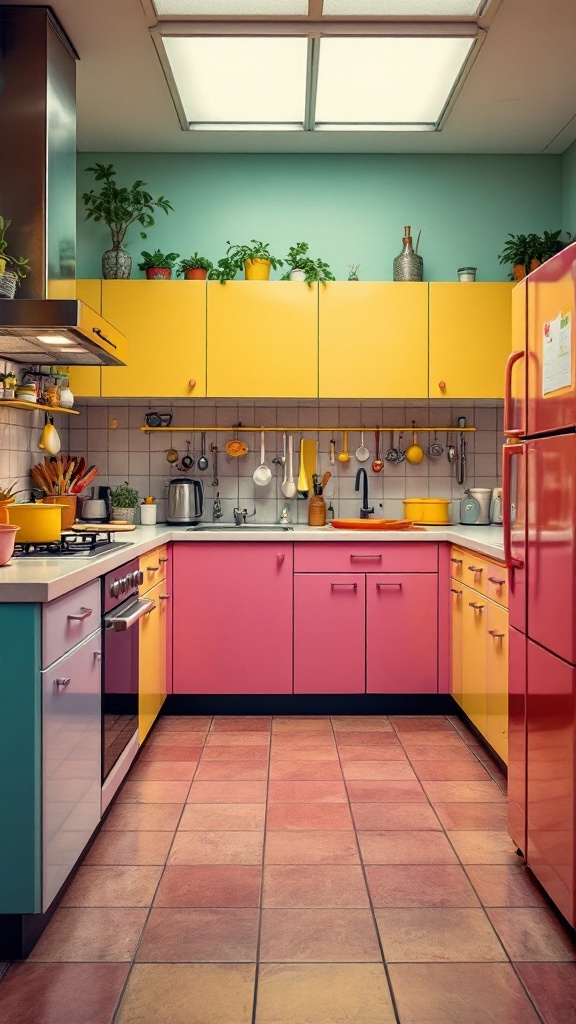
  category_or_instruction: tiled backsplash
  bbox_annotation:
[65,400,503,525]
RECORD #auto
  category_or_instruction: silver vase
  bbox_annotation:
[393,226,423,282]
[102,246,132,279]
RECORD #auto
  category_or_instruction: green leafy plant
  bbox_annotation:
[177,252,213,275]
[498,233,531,269]
[82,163,173,250]
[138,249,180,271]
[111,482,139,509]
[539,229,569,261]
[209,239,283,283]
[281,242,335,284]
[0,215,31,283]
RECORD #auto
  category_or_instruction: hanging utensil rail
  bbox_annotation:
[141,424,476,433]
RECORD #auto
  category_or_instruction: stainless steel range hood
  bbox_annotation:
[0,7,127,367]
[0,300,128,366]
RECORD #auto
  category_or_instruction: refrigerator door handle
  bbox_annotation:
[503,442,524,570]
[504,350,525,438]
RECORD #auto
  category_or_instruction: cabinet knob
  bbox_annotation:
[469,602,485,610]
[450,557,463,565]
[54,677,71,689]
[450,588,462,595]
[467,566,483,574]
[487,576,505,586]
[488,629,505,639]
[439,380,446,390]
[276,553,285,565]
[189,378,196,390]
[94,651,102,662]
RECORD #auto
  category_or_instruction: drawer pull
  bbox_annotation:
[67,607,92,622]
[451,588,462,595]
[94,651,102,662]
[467,566,483,573]
[147,565,160,573]
[331,582,358,590]
[488,629,505,639]
[54,677,71,689]
[469,602,485,610]
[450,557,463,564]
[376,582,402,589]
[159,556,168,564]
[277,553,285,565]
[350,554,382,561]
[159,594,170,601]
[488,576,506,586]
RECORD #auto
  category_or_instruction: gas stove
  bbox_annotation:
[13,531,134,558]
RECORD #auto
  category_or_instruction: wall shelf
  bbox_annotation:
[141,425,477,433]
[0,400,79,416]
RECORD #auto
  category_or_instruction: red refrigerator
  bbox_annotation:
[504,242,576,927]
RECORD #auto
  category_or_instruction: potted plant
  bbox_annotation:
[111,481,139,522]
[0,216,31,298]
[539,229,570,262]
[137,249,180,280]
[177,253,213,281]
[82,163,174,279]
[498,233,539,280]
[281,242,335,284]
[209,239,283,283]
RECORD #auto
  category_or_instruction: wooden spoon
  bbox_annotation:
[372,428,384,473]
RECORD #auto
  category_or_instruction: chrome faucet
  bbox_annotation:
[212,492,223,521]
[233,507,257,526]
[355,468,374,519]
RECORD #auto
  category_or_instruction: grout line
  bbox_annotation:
[251,716,273,1024]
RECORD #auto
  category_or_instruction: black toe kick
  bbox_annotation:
[163,694,458,716]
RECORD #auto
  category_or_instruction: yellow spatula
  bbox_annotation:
[297,439,318,497]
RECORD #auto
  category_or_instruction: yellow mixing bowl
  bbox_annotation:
[402,498,452,525]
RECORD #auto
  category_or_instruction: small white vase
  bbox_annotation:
[289,269,306,282]
[58,386,74,408]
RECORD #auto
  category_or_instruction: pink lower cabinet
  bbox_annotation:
[173,543,293,694]
[294,574,366,693]
[366,574,438,693]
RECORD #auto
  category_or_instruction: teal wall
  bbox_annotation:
[77,153,562,282]
[562,141,576,236]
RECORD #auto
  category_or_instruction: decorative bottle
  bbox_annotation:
[393,226,423,282]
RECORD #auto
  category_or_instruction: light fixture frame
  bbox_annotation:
[150,19,484,132]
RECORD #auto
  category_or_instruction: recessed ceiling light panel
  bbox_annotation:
[322,1,487,15]
[314,35,474,128]
[162,35,308,127]
[153,1,309,15]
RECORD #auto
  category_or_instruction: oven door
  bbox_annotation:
[102,597,155,783]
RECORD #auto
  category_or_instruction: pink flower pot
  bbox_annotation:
[0,523,20,565]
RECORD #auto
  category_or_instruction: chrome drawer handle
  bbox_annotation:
[469,602,485,610]
[488,576,506,586]
[67,607,92,622]
[450,557,463,564]
[331,582,357,590]
[451,588,462,595]
[54,677,70,689]
[467,566,483,573]
[488,629,505,639]
[376,583,402,589]
[350,554,382,560]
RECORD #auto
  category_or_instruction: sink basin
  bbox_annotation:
[187,523,293,532]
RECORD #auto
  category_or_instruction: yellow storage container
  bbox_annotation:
[402,498,452,525]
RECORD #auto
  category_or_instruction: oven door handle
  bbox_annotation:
[104,597,155,631]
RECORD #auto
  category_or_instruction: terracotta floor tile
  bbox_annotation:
[84,830,174,866]
[139,745,204,762]
[136,907,259,962]
[27,907,147,962]
[421,780,505,802]
[266,803,353,831]
[411,759,491,781]
[264,830,360,865]
[146,732,207,747]
[102,802,182,832]
[515,962,576,1024]
[61,865,162,907]
[267,781,347,803]
[210,716,270,731]
[272,737,336,751]
[331,716,392,731]
[157,716,213,731]
[154,864,261,907]
[335,731,404,747]
[400,744,478,762]
[179,802,265,830]
[397,731,466,747]
[263,864,369,907]
[200,745,269,762]
[273,716,332,731]
[388,962,542,1023]
[358,830,458,865]
[366,864,479,908]
[351,802,440,831]
[187,781,267,803]
[390,716,454,732]
[269,760,343,781]
[167,830,263,865]
[345,780,426,802]
[128,761,198,782]
[338,745,407,762]
[259,908,381,962]
[342,760,417,781]
[465,864,548,907]
[0,962,129,1024]
[205,731,270,746]
[255,963,395,1023]
[116,781,190,804]
[195,760,268,781]
[269,748,339,763]
[486,907,576,961]
[433,802,508,830]
[375,907,505,962]
[115,964,255,1024]
[448,830,521,864]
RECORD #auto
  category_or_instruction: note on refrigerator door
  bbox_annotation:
[542,311,572,395]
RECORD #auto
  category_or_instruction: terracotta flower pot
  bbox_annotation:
[145,267,171,280]
[513,264,526,281]
[184,268,207,280]
[529,258,541,272]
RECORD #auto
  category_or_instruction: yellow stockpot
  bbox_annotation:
[6,503,66,542]
[244,258,271,281]
[402,498,452,525]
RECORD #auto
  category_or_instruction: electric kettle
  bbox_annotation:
[459,488,491,525]
[166,478,204,524]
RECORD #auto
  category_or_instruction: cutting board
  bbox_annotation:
[70,522,136,533]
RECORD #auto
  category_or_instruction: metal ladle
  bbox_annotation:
[197,432,208,471]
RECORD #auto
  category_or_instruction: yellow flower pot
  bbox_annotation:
[244,258,271,281]
[0,258,7,274]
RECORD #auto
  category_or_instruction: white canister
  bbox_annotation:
[457,267,477,282]
[58,386,74,408]
[140,504,157,525]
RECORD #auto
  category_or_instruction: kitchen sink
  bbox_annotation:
[187,523,293,532]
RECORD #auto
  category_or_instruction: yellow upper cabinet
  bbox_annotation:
[65,280,102,398]
[207,282,318,398]
[101,281,207,398]
[429,282,513,399]
[319,283,428,399]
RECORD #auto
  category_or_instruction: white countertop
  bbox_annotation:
[0,523,504,603]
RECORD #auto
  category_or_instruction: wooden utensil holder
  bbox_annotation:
[308,495,327,527]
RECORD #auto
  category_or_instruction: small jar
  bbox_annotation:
[308,495,327,527]
[458,267,477,282]
[140,503,157,525]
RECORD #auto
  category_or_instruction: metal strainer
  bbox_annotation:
[427,431,444,459]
